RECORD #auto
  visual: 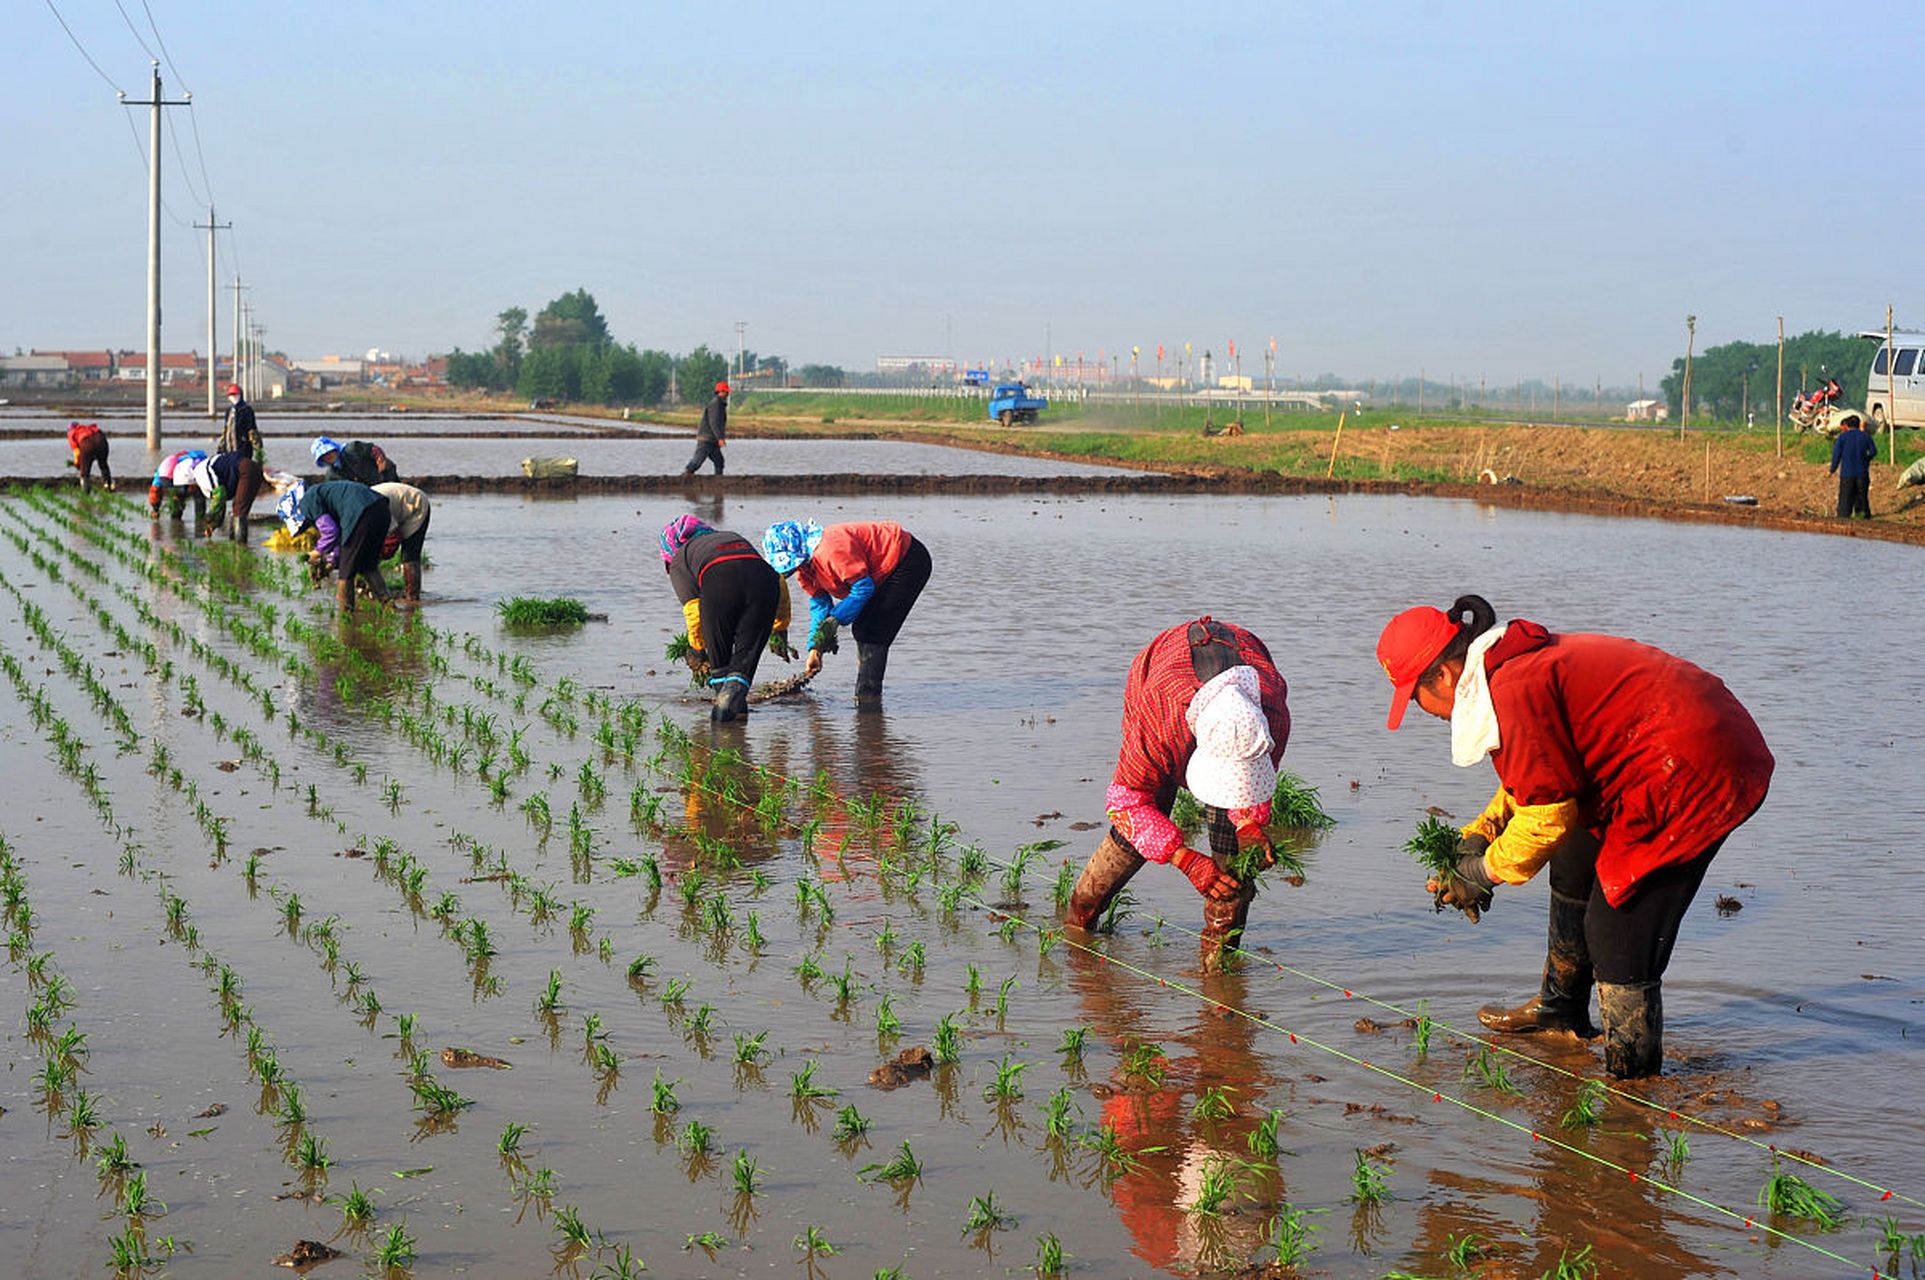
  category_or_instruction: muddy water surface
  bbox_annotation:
[0,486,1918,1279]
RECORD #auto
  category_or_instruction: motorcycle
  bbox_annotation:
[1788,372,1856,435]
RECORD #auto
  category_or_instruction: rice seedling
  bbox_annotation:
[1033,1231,1067,1277]
[742,910,766,952]
[497,596,589,627]
[64,1087,101,1136]
[1661,1130,1691,1174]
[569,901,597,934]
[596,1244,646,1279]
[409,1077,474,1116]
[554,1204,594,1250]
[1271,1202,1319,1266]
[1247,1107,1290,1159]
[1098,887,1135,934]
[373,1223,417,1269]
[995,974,1019,1018]
[897,940,926,976]
[680,1117,716,1155]
[1405,814,1465,880]
[875,992,903,1038]
[829,1102,871,1143]
[790,1060,838,1100]
[338,1181,378,1228]
[650,1068,682,1115]
[660,976,691,1008]
[1170,788,1202,830]
[1544,1244,1598,1278]
[1463,1046,1521,1095]
[684,1231,729,1252]
[591,1041,622,1076]
[686,1003,717,1035]
[1560,1078,1608,1129]
[1121,1042,1167,1089]
[963,1191,1015,1233]
[829,957,859,1006]
[1192,1084,1237,1123]
[277,1083,308,1126]
[1188,1155,1244,1216]
[1446,1231,1490,1268]
[119,1169,165,1218]
[794,1226,839,1260]
[860,1140,924,1183]
[106,1226,165,1272]
[1412,999,1434,1059]
[498,1121,530,1155]
[95,1133,136,1179]
[1270,770,1336,829]
[873,920,898,953]
[1041,1086,1077,1140]
[1348,1149,1392,1204]
[1057,1025,1089,1063]
[626,953,657,982]
[535,969,566,1016]
[704,892,734,934]
[730,1149,762,1196]
[984,1054,1028,1101]
[732,1030,769,1066]
[794,952,825,985]
[997,916,1021,944]
[933,1012,963,1065]
[1757,1158,1844,1227]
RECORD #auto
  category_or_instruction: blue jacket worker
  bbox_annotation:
[1829,414,1877,519]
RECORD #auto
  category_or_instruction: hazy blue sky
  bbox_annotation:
[6,2,1920,383]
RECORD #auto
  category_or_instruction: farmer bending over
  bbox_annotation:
[373,482,432,604]
[1064,618,1292,970]
[312,436,398,486]
[149,449,207,521]
[1377,593,1774,1078]
[278,480,392,614]
[190,450,267,543]
[661,515,794,722]
[66,422,113,492]
[760,519,932,704]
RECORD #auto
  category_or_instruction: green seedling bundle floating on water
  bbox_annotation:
[497,596,591,628]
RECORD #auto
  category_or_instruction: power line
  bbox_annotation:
[184,102,217,209]
[140,0,218,206]
[164,104,206,206]
[42,0,125,93]
[110,0,156,60]
[138,0,188,91]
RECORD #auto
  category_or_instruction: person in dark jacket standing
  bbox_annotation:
[220,384,262,461]
[660,514,794,722]
[683,381,729,476]
[278,480,392,614]
[1829,413,1878,518]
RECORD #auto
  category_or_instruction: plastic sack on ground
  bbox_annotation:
[522,456,578,479]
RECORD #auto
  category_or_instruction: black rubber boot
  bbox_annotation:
[710,679,749,723]
[1478,890,1599,1037]
[854,642,889,703]
[1598,980,1663,1079]
[1064,830,1143,930]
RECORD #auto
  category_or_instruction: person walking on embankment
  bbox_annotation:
[312,436,398,486]
[760,519,931,704]
[220,383,262,462]
[683,381,729,476]
[278,480,392,614]
[661,514,795,722]
[190,450,267,543]
[148,449,207,521]
[1064,618,1291,970]
[1829,413,1877,519]
[65,422,113,492]
[1376,593,1773,1079]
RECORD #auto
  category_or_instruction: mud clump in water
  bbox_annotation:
[274,1240,344,1272]
[868,1047,935,1089]
[1715,894,1743,916]
[441,1047,511,1070]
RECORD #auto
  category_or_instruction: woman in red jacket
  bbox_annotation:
[66,422,114,492]
[1378,594,1773,1078]
[1065,618,1291,969]
[760,519,931,702]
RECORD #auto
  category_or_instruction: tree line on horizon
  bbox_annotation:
[1660,329,1878,424]
[443,289,849,405]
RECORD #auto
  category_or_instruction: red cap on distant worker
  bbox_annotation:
[1376,606,1459,731]
[225,383,242,396]
[714,381,730,395]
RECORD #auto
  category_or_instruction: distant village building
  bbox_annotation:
[292,357,367,389]
[116,351,203,385]
[1625,398,1668,422]
[35,350,115,381]
[0,355,71,387]
[875,356,957,379]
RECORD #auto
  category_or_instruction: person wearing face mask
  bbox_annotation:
[219,384,262,462]
[1376,594,1773,1078]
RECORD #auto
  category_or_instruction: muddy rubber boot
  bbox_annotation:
[1200,880,1257,972]
[710,677,749,723]
[1597,980,1663,1079]
[1478,890,1598,1037]
[854,642,889,703]
[1064,831,1144,930]
[402,561,423,603]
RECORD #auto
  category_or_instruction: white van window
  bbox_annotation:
[1874,348,1890,375]
[1898,349,1920,377]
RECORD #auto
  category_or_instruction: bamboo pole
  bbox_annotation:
[1887,305,1897,464]
[1679,315,1696,440]
[1325,410,1348,478]
[1774,315,1784,459]
[1703,438,1712,502]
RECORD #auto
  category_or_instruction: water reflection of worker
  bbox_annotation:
[1065,619,1291,970]
[661,515,795,723]
[65,422,114,492]
[148,449,207,521]
[190,450,267,543]
[1066,948,1281,1273]
[1377,594,1773,1079]
[760,519,932,704]
[683,381,729,476]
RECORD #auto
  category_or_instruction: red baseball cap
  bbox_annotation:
[225,383,242,396]
[714,381,730,395]
[1377,606,1459,730]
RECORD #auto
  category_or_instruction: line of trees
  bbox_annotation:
[1661,329,1876,423]
[443,289,780,407]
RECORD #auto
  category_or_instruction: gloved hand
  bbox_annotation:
[811,618,840,655]
[1172,847,1241,901]
[686,648,710,681]
[1426,840,1496,922]
[1233,819,1279,872]
[769,632,797,662]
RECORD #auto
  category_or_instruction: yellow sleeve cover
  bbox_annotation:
[1459,787,1514,844]
[682,599,704,652]
[772,576,791,634]
[1482,797,1581,884]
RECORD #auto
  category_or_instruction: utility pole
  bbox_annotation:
[226,277,248,407]
[122,63,192,451]
[238,301,252,400]
[1679,314,1697,439]
[194,206,231,417]
[251,322,266,402]
[733,321,747,383]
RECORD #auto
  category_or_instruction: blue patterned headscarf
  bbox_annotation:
[277,481,307,533]
[760,520,823,576]
[311,436,344,465]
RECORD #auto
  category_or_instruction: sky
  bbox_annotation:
[4,1,1921,385]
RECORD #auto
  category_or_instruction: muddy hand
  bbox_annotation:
[804,649,823,678]
[770,634,797,662]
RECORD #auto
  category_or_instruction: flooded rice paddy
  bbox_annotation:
[0,464,1920,1279]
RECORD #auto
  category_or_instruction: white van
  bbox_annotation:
[1862,329,1925,428]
